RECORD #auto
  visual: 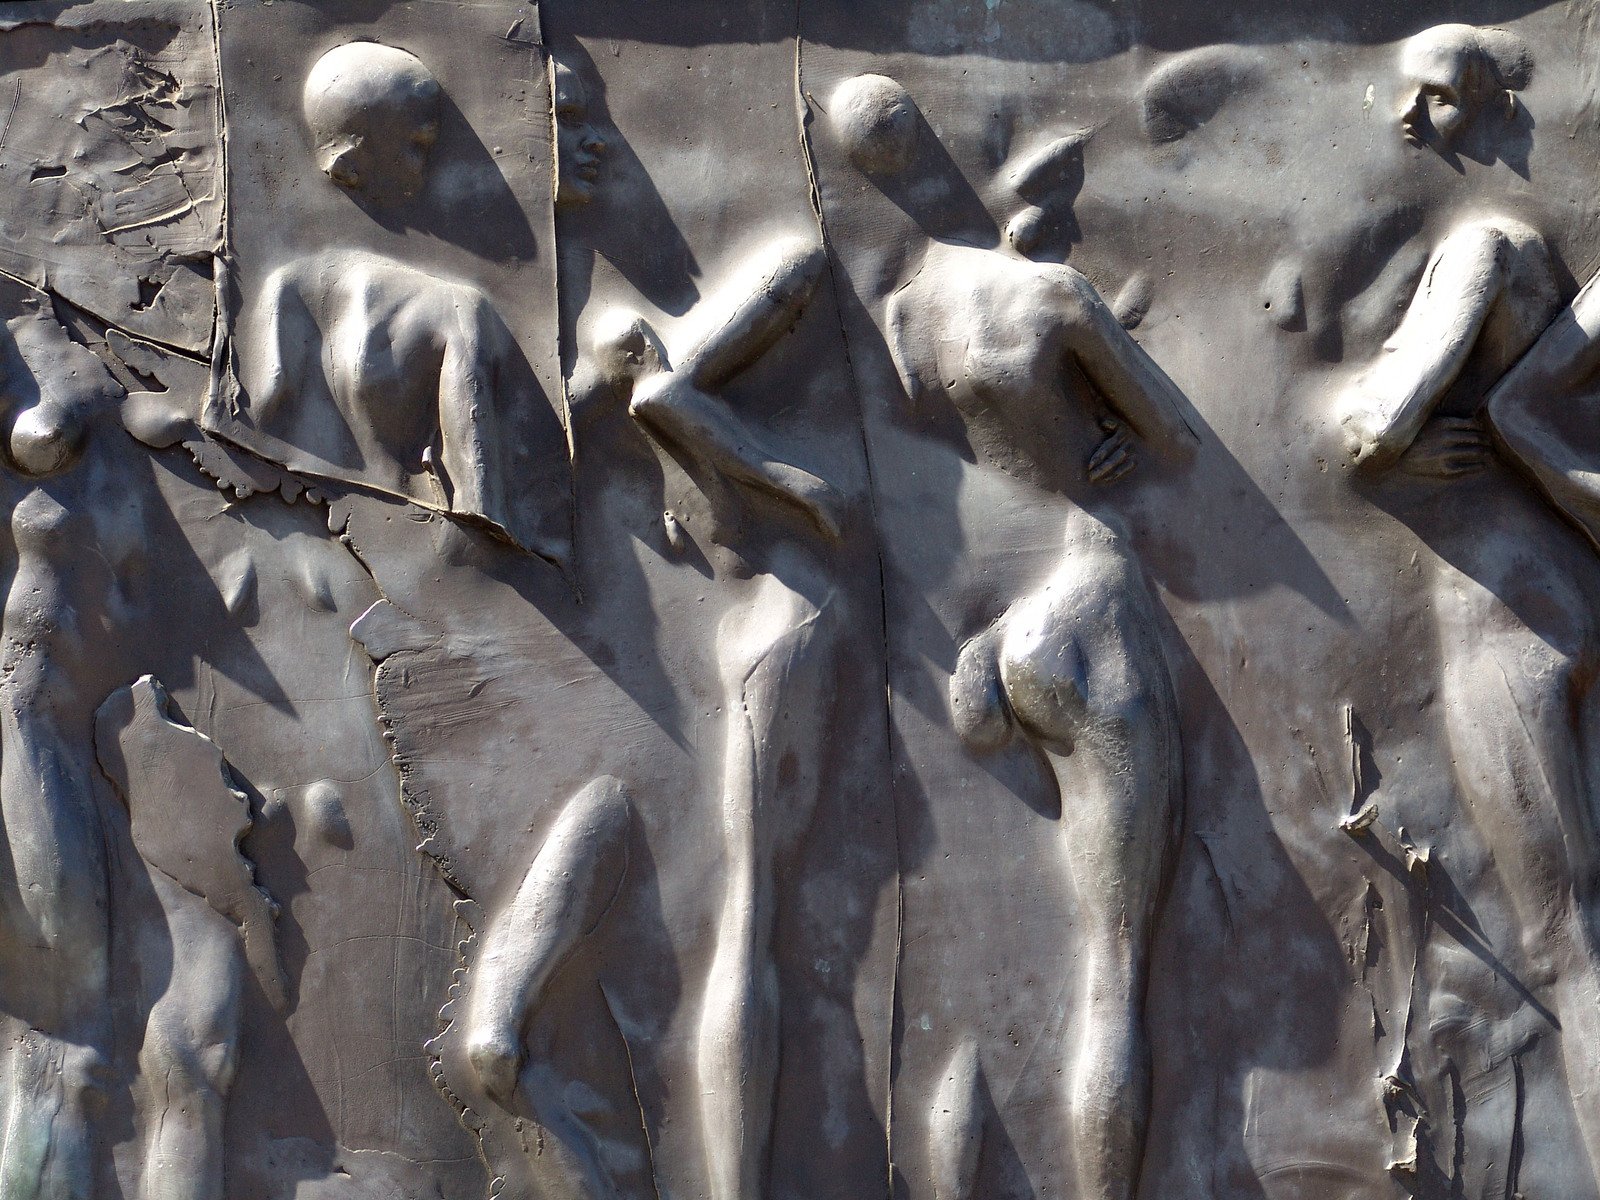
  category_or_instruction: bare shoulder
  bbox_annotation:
[1031,261,1105,316]
[1439,214,1548,265]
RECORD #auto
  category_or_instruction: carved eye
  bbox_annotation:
[1423,83,1458,108]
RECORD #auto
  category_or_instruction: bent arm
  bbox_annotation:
[1058,270,1199,461]
[1484,271,1600,553]
[682,238,827,394]
[436,302,509,532]
[1344,223,1511,469]
[242,268,317,430]
[630,373,843,541]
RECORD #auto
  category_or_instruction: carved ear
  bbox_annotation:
[317,137,364,189]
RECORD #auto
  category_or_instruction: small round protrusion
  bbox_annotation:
[9,402,84,476]
[303,778,355,850]
[1006,207,1048,258]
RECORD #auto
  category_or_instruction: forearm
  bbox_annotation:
[631,378,835,515]
[1347,223,1510,467]
[1487,407,1600,553]
[1483,271,1600,520]
[436,343,500,523]
[1067,281,1198,461]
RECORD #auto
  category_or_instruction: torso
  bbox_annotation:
[895,243,1112,502]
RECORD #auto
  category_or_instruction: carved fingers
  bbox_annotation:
[774,465,847,541]
[1397,415,1493,478]
[1087,418,1136,483]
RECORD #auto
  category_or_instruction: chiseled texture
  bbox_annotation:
[2,1,1600,1199]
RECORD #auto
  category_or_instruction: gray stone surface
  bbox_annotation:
[0,2,1598,1198]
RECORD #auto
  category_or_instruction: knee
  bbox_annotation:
[465,1024,523,1107]
[141,1013,237,1098]
[54,1041,113,1115]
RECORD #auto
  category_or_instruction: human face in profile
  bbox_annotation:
[554,62,606,209]
[304,42,441,206]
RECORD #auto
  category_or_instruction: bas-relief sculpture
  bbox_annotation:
[7,0,1600,1197]
[825,71,1195,1200]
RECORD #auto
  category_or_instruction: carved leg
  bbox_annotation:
[462,776,631,1107]
[136,871,243,1200]
[698,574,836,1200]
[993,552,1179,1200]
[928,1041,985,1200]
[0,499,112,1200]
[1437,597,1600,1183]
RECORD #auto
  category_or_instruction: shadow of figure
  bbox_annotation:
[553,36,703,361]
[316,48,541,265]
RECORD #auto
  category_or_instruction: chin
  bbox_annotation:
[557,182,595,209]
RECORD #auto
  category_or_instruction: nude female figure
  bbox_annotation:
[583,237,844,1200]
[444,236,840,1200]
[828,73,1197,1200]
[1335,23,1600,1184]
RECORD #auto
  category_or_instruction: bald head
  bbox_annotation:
[304,42,441,205]
[828,74,918,176]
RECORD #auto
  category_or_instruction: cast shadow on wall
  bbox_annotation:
[553,36,702,348]
[556,0,1557,60]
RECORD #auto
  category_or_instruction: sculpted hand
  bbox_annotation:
[1087,418,1135,483]
[1396,415,1491,478]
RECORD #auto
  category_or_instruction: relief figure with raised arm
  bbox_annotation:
[828,73,1197,1200]
[582,235,846,1200]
